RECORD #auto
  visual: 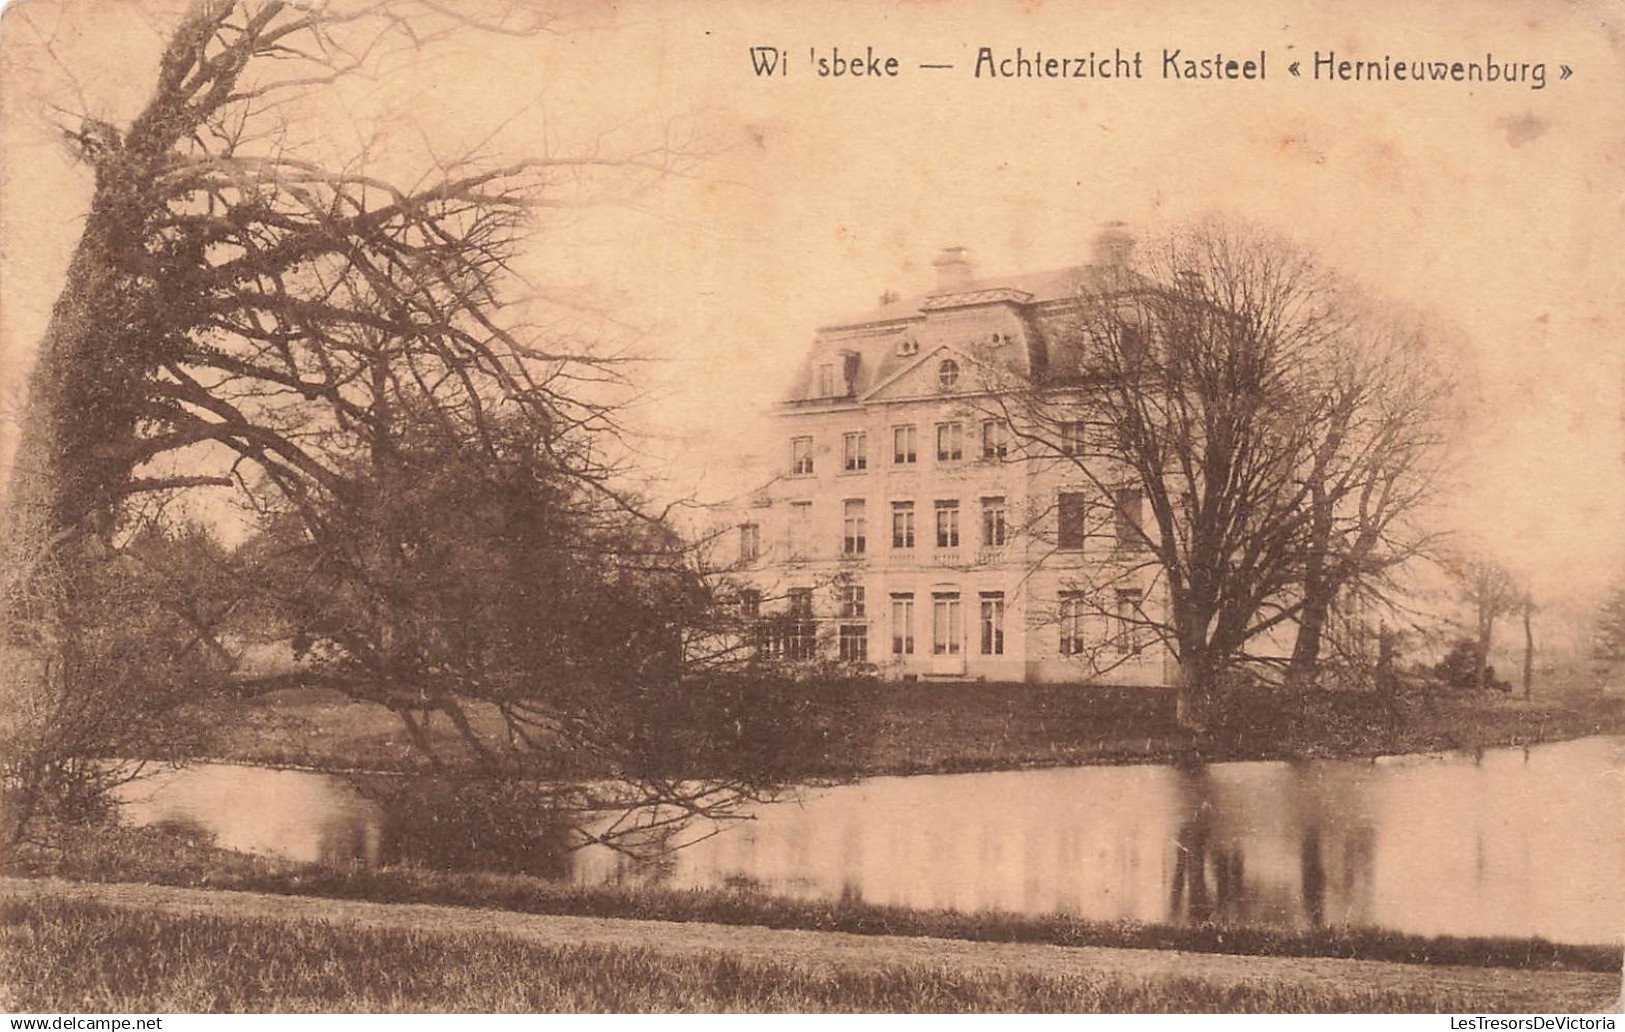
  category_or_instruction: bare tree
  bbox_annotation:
[0,1,808,850]
[1452,556,1523,692]
[1280,306,1456,687]
[993,220,1454,727]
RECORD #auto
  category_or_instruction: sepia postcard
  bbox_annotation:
[0,0,1622,1018]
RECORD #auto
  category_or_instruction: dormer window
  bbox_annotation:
[938,359,960,390]
[817,363,836,397]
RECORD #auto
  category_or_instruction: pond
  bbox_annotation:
[114,735,1625,946]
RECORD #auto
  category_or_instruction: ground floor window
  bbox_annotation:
[891,594,915,655]
[1059,592,1088,656]
[758,620,817,661]
[839,624,869,663]
[980,592,1005,655]
[932,593,962,655]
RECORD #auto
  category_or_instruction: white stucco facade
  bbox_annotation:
[717,237,1176,686]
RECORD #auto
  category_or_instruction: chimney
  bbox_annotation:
[1090,221,1135,267]
[931,246,976,292]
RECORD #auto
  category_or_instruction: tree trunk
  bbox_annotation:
[1476,613,1495,692]
[1175,649,1212,732]
[1522,603,1534,700]
[1286,586,1333,689]
[1286,484,1336,689]
[1376,622,1396,693]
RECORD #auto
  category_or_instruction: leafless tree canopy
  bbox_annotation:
[992,221,1456,726]
[11,0,691,539]
[1,0,813,854]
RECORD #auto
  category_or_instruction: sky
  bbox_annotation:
[2,0,1623,606]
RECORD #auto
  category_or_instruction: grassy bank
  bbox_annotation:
[0,895,1543,1013]
[192,676,1625,778]
[14,824,1619,974]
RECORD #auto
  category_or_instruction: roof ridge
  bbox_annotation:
[821,262,1103,330]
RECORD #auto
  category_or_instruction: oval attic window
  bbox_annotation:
[938,359,960,390]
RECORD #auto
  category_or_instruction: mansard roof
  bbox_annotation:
[781,261,1142,406]
[818,264,1118,332]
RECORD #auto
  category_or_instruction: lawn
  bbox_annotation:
[13,823,1618,975]
[3,894,1586,1014]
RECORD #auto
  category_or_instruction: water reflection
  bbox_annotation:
[116,764,387,866]
[573,737,1622,945]
[115,736,1625,945]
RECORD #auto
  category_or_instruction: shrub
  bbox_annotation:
[1433,640,1511,691]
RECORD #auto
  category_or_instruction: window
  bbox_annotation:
[758,598,816,663]
[980,592,1006,656]
[897,335,919,357]
[981,496,1007,548]
[791,436,814,476]
[935,499,960,549]
[739,523,760,562]
[1059,420,1085,457]
[1059,593,1088,656]
[788,501,812,556]
[935,422,963,462]
[938,359,960,390]
[892,425,918,465]
[817,363,836,397]
[788,623,817,660]
[1116,588,1147,653]
[890,594,915,655]
[842,499,867,555]
[843,431,868,472]
[1057,492,1087,550]
[764,621,817,661]
[839,624,869,663]
[932,593,963,655]
[839,583,866,618]
[981,419,1008,459]
[891,501,915,549]
[738,589,761,621]
[1113,486,1143,548]
[1120,324,1147,365]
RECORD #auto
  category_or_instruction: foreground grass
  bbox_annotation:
[14,824,1619,974]
[0,896,1499,1013]
[191,673,1625,779]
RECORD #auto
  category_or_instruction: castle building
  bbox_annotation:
[719,229,1174,685]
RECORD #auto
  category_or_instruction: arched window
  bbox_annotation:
[938,359,960,390]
